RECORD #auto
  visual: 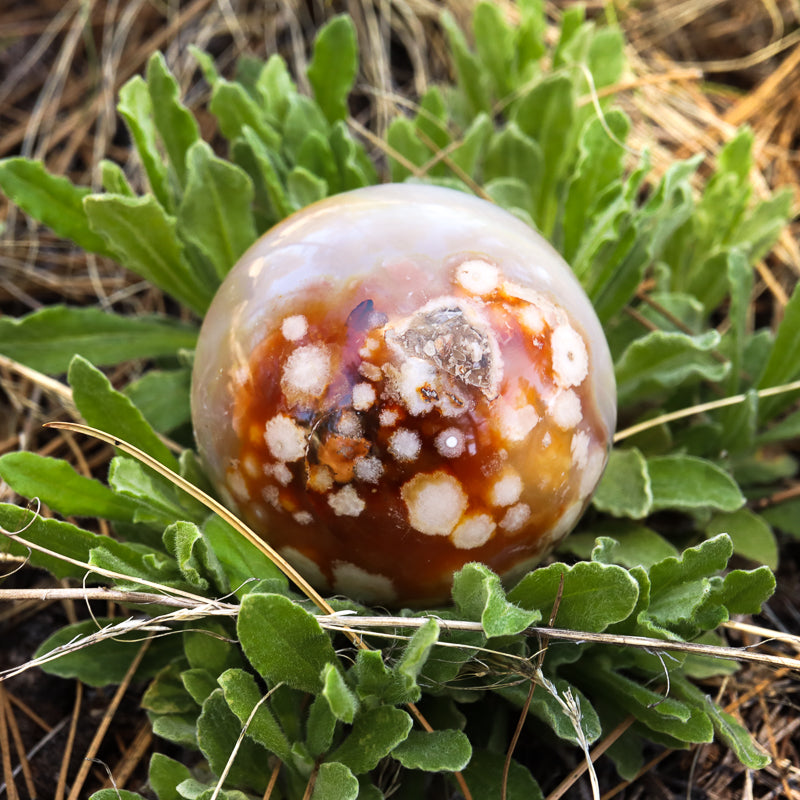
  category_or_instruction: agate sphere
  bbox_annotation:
[192,184,616,606]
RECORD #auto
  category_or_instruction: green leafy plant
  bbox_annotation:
[1,4,797,798]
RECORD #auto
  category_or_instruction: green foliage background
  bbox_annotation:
[0,3,797,798]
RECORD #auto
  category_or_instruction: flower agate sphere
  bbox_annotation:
[191,184,616,606]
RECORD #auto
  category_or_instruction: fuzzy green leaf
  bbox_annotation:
[644,535,733,634]
[108,456,205,529]
[462,749,543,800]
[307,15,358,123]
[724,249,752,394]
[396,618,440,690]
[321,661,358,724]
[238,593,338,693]
[287,166,328,210]
[89,791,144,800]
[647,455,744,512]
[69,355,179,471]
[473,2,515,98]
[182,668,218,706]
[311,763,359,800]
[508,560,639,632]
[584,665,713,743]
[0,158,113,255]
[757,280,800,421]
[146,52,200,188]
[615,330,728,404]
[162,520,228,593]
[761,497,800,539]
[149,753,192,800]
[123,367,192,433]
[150,714,199,749]
[100,159,134,196]
[453,562,540,637]
[209,79,281,149]
[328,706,412,774]
[483,123,543,217]
[0,306,196,375]
[386,117,428,181]
[35,617,182,686]
[329,120,378,189]
[200,516,287,591]
[143,663,198,715]
[392,729,471,772]
[500,677,601,746]
[562,110,630,261]
[0,502,106,579]
[178,141,256,281]
[441,10,491,118]
[196,689,270,793]
[717,567,775,615]
[256,54,297,124]
[352,649,419,707]
[184,622,244,676]
[563,524,678,569]
[672,675,770,769]
[514,74,575,233]
[306,693,337,757]
[84,193,212,315]
[705,508,778,568]
[217,668,292,761]
[117,76,171,209]
[591,447,652,518]
[0,452,140,522]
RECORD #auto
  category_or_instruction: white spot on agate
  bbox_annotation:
[242,454,261,478]
[548,389,582,430]
[551,324,588,388]
[520,305,546,336]
[328,485,365,517]
[489,469,523,507]
[580,446,607,499]
[307,464,334,493]
[392,357,438,416]
[336,410,363,438]
[281,315,308,342]
[354,456,384,484]
[452,514,496,549]
[264,414,307,462]
[359,361,383,381]
[262,485,280,509]
[352,382,376,411]
[455,259,500,296]
[266,462,293,486]
[500,503,531,533]
[570,430,590,469]
[332,562,396,605]
[227,468,249,500]
[281,547,329,590]
[281,344,331,404]
[388,428,421,462]
[293,511,313,526]
[401,471,467,537]
[379,408,400,427]
[548,500,584,542]
[495,402,539,442]
[434,427,466,458]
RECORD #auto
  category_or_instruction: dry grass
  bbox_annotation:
[1,0,799,797]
